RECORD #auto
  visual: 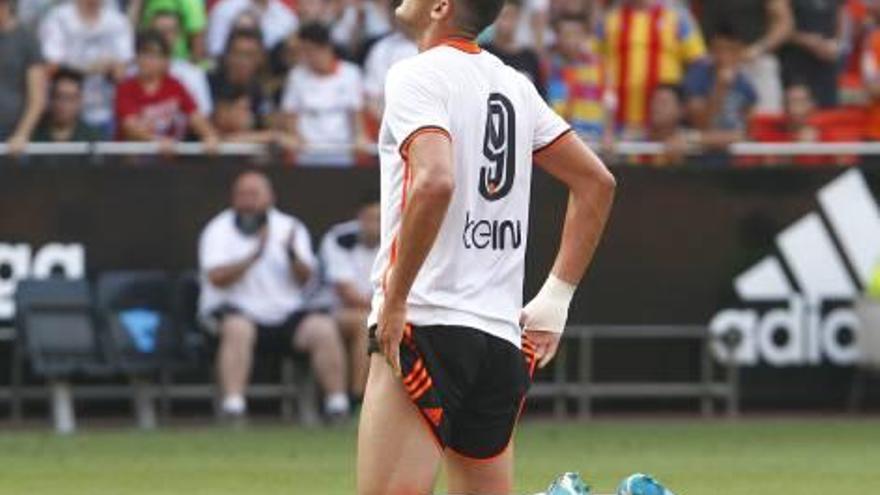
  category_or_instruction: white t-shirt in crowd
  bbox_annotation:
[363,31,418,104]
[207,0,298,56]
[170,60,213,115]
[39,2,134,127]
[280,61,364,166]
[199,208,318,326]
[319,220,379,308]
[367,41,571,348]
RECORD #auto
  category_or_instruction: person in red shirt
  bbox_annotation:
[115,30,218,151]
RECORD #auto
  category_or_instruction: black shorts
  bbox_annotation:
[208,305,321,353]
[369,324,537,459]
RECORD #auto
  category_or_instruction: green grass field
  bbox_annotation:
[0,418,877,494]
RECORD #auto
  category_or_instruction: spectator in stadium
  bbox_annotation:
[783,83,820,142]
[701,0,794,113]
[683,29,757,149]
[280,22,368,167]
[483,0,545,96]
[128,0,207,61]
[207,0,298,57]
[546,13,609,143]
[0,0,47,154]
[317,191,380,404]
[199,170,351,421]
[32,68,101,143]
[598,0,707,136]
[150,10,213,115]
[331,0,392,61]
[643,85,693,166]
[212,86,297,150]
[115,30,218,150]
[780,0,846,108]
[209,28,273,131]
[363,0,417,128]
[39,0,134,135]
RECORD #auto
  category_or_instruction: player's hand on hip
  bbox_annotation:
[521,275,577,368]
[523,330,561,368]
[377,300,406,377]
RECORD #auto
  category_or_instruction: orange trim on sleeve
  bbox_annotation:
[399,125,452,159]
[533,128,575,156]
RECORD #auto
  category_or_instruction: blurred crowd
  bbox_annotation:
[0,0,879,166]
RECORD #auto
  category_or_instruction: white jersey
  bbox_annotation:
[367,39,571,348]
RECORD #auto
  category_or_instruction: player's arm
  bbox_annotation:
[378,132,455,375]
[524,133,616,367]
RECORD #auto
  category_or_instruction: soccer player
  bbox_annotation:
[356,0,616,493]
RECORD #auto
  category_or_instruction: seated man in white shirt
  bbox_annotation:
[198,170,350,421]
[318,190,380,403]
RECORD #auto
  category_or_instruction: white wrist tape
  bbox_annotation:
[521,274,576,334]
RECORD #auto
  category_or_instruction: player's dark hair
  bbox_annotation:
[504,0,523,8]
[455,0,506,36]
[297,22,333,47]
[136,29,171,57]
[51,66,85,93]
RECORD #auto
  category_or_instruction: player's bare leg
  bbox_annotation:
[336,307,370,398]
[357,353,442,495]
[446,441,515,495]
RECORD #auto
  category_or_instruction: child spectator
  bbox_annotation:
[213,86,295,149]
[39,0,133,135]
[209,28,273,130]
[33,68,101,143]
[483,0,545,96]
[546,14,608,142]
[701,0,794,113]
[150,9,213,115]
[642,85,693,166]
[784,83,820,142]
[684,29,757,150]
[280,22,368,167]
[0,0,47,154]
[115,30,218,150]
[129,0,207,61]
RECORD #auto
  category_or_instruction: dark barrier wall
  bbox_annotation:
[1,162,879,409]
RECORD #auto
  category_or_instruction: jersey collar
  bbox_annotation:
[434,36,482,54]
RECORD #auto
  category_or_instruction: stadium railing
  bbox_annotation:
[4,140,880,159]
